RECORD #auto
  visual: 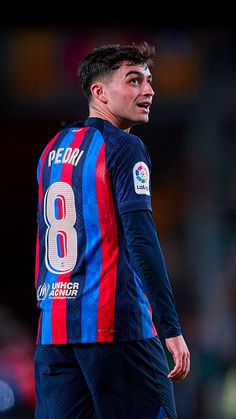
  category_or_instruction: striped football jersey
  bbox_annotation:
[35,117,157,344]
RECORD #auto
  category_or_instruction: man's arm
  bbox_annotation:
[121,209,190,381]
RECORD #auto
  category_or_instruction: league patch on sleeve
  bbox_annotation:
[133,162,150,195]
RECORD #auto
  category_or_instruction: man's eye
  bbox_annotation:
[130,79,139,84]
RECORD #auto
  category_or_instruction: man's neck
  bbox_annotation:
[88,107,131,133]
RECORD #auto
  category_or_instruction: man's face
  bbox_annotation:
[103,62,154,129]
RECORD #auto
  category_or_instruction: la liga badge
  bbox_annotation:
[133,161,150,195]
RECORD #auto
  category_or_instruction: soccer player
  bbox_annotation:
[34,42,190,419]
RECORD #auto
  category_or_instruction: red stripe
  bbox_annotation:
[35,226,40,286]
[51,128,88,344]
[36,312,42,344]
[145,293,157,336]
[96,143,118,342]
[148,304,157,335]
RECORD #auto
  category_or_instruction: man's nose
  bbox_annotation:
[143,82,154,96]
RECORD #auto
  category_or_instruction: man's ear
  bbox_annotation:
[90,82,108,103]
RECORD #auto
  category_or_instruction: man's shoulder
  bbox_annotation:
[101,122,143,151]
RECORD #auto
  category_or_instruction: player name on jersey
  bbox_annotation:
[48,147,84,167]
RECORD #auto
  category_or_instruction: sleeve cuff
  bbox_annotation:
[162,326,182,339]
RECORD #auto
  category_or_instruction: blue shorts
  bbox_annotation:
[34,336,177,419]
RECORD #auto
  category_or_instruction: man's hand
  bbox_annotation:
[165,335,190,382]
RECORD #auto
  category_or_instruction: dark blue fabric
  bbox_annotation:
[34,345,96,419]
[34,337,177,419]
[121,209,182,339]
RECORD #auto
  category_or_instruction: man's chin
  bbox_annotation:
[133,115,149,125]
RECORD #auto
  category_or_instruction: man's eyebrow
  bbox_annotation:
[125,70,152,78]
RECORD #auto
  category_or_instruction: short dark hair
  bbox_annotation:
[77,41,156,99]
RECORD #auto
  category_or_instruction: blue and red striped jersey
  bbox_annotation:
[35,117,157,344]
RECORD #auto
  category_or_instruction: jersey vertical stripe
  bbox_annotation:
[81,130,104,342]
[96,142,118,342]
[148,301,157,336]
[36,312,42,343]
[35,226,40,286]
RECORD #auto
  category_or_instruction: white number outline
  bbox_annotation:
[44,181,77,274]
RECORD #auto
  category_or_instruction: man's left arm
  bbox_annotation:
[121,209,190,381]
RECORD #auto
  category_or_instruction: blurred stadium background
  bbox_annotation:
[1,19,236,419]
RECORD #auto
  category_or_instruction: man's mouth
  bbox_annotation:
[136,102,151,111]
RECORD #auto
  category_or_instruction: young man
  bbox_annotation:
[34,42,190,419]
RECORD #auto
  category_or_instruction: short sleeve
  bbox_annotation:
[110,134,152,215]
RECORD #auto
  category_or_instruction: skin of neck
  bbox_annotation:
[88,101,131,133]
